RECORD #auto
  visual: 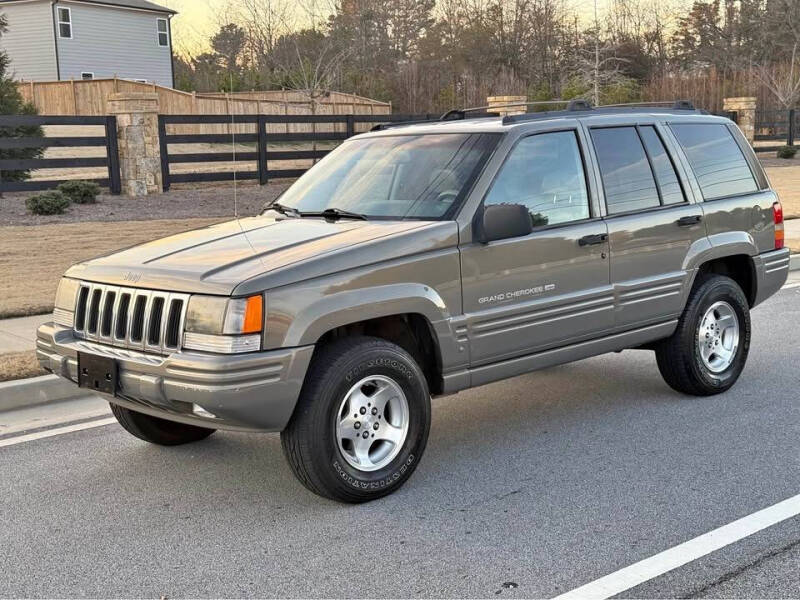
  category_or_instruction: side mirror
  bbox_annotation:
[478,203,533,243]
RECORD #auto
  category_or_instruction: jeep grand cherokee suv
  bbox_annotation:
[37,102,790,502]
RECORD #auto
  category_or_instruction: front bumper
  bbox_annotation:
[752,248,791,307]
[36,322,314,432]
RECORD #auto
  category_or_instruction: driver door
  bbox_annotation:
[460,129,614,366]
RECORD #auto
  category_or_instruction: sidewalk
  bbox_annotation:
[786,217,800,253]
[0,314,49,353]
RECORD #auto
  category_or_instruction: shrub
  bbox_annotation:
[57,180,100,204]
[777,145,797,159]
[25,190,70,215]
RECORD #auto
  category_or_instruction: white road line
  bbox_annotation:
[0,417,116,448]
[553,493,800,600]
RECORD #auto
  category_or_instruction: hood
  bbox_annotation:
[65,215,442,295]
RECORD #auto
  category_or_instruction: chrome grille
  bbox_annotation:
[72,282,189,354]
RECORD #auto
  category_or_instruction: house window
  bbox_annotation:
[81,72,94,80]
[57,6,72,38]
[157,18,169,47]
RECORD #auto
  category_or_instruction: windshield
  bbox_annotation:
[271,133,499,220]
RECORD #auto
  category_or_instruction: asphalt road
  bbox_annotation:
[2,283,800,598]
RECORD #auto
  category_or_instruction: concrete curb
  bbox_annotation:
[791,253,800,271]
[0,374,87,413]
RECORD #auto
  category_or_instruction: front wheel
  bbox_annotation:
[655,274,751,396]
[281,336,431,503]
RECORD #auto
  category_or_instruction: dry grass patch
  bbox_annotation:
[0,217,225,318]
[0,351,45,382]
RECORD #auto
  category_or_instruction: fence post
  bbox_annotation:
[104,115,121,194]
[346,114,354,139]
[257,114,268,185]
[157,114,170,192]
[789,109,796,146]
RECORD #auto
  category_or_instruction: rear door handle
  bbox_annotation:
[578,233,608,247]
[677,215,702,227]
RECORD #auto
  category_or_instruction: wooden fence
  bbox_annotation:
[17,78,391,118]
[158,113,442,192]
[0,115,120,194]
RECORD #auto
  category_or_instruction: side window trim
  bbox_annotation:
[479,127,598,229]
[640,124,690,206]
[635,125,665,206]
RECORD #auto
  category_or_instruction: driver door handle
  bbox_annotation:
[578,233,608,247]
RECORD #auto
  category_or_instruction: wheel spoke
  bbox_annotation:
[352,436,374,467]
[376,422,405,446]
[338,414,360,441]
[369,383,398,413]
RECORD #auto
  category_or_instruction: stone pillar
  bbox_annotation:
[723,96,757,144]
[106,92,162,196]
[487,95,527,117]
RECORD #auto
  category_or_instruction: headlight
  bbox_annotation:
[183,294,264,353]
[53,278,80,328]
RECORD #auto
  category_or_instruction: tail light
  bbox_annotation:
[774,201,785,249]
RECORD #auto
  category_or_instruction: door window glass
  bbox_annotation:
[639,126,685,205]
[591,127,660,214]
[671,123,758,199]
[484,131,590,227]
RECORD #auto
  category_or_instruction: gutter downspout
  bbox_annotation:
[51,1,61,80]
[168,14,174,88]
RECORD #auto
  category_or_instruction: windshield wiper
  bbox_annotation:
[267,202,301,217]
[317,207,368,221]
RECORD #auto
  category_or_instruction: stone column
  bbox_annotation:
[106,92,162,196]
[722,96,757,144]
[487,95,527,117]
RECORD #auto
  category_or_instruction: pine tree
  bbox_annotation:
[0,13,43,183]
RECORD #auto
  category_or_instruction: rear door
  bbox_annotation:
[586,122,707,330]
[460,128,613,366]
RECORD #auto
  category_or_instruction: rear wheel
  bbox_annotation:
[110,404,216,446]
[655,274,751,396]
[281,336,431,503]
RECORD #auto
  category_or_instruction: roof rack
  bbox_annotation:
[502,99,700,125]
[370,110,498,131]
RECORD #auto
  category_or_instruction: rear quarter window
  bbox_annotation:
[670,123,758,200]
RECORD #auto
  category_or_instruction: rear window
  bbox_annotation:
[670,123,758,200]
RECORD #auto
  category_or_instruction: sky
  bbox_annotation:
[161,0,618,56]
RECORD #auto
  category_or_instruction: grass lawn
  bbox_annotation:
[0,351,45,382]
[0,217,225,319]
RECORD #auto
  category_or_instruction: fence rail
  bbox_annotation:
[0,114,120,193]
[158,112,445,191]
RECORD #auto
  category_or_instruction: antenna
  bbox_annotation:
[230,71,238,218]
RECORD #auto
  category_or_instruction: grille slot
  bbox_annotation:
[87,289,102,334]
[70,282,189,355]
[165,299,183,348]
[130,296,147,343]
[74,286,89,330]
[115,293,130,339]
[101,291,116,337]
[148,297,164,346]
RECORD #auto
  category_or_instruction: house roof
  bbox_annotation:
[0,0,177,14]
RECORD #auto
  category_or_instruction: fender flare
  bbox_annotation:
[284,283,454,350]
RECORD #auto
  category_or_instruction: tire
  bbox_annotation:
[281,336,431,503]
[110,403,216,446]
[655,274,751,396]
